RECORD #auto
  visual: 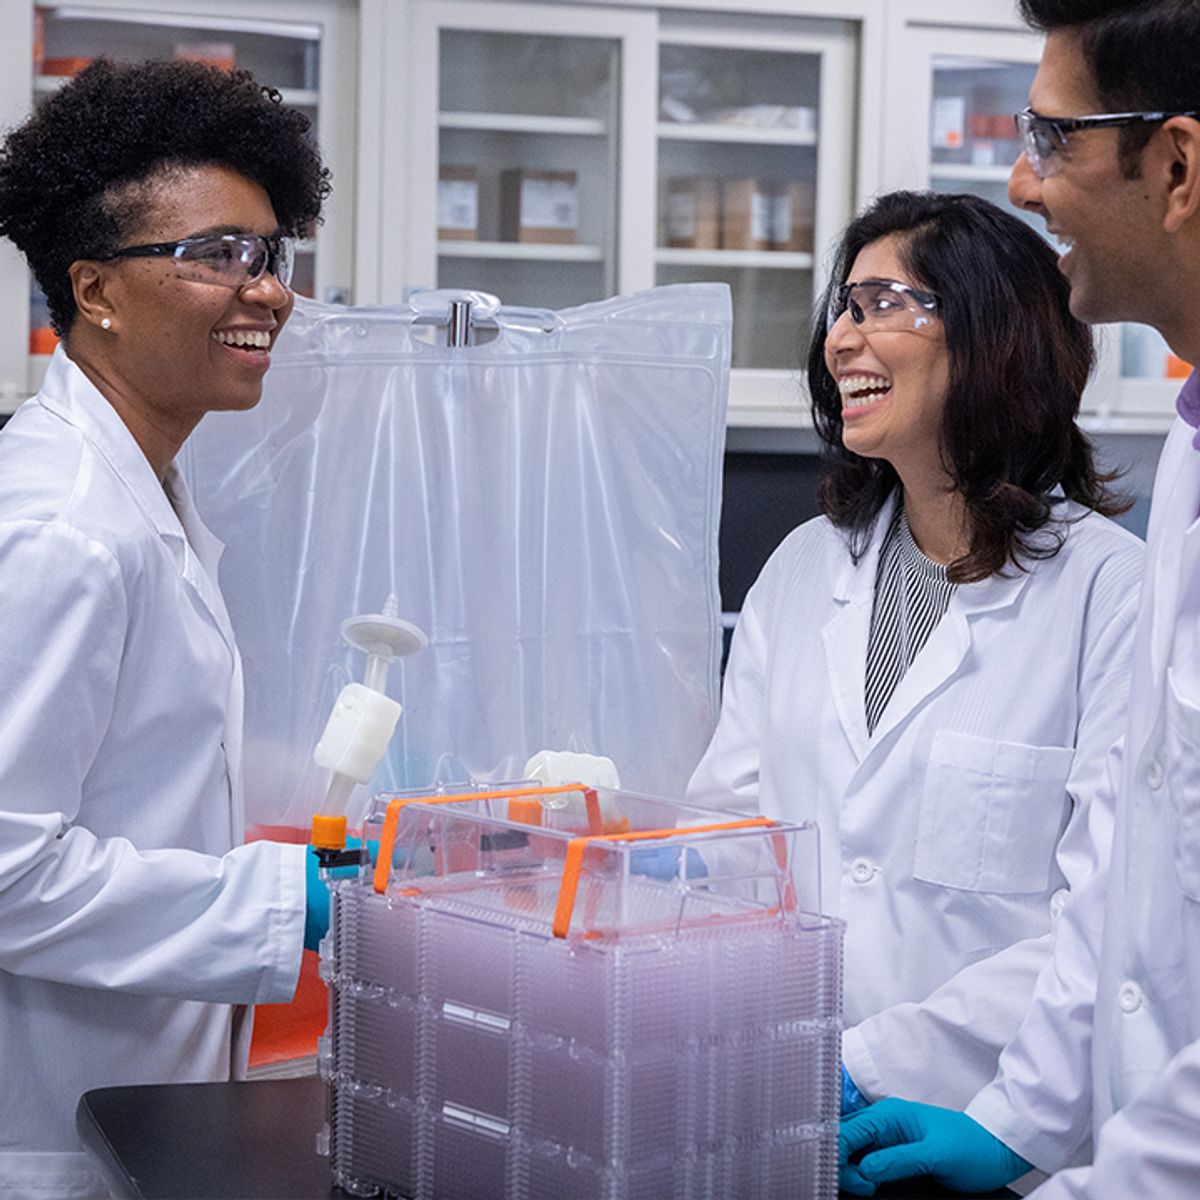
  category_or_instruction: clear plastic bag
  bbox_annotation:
[180,285,730,834]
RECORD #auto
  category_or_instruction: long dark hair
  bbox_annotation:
[808,190,1126,583]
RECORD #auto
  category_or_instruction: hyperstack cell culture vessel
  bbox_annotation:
[318,784,844,1199]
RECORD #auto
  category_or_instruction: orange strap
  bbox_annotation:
[551,818,775,938]
[371,784,597,894]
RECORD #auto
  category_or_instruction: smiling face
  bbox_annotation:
[1008,31,1166,328]
[70,162,293,468]
[824,235,951,483]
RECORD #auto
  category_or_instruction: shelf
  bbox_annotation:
[49,8,321,40]
[440,112,606,137]
[1079,412,1173,436]
[658,122,816,146]
[929,162,1017,183]
[34,76,318,106]
[656,248,814,270]
[438,240,604,262]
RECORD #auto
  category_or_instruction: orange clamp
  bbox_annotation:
[551,818,775,939]
[371,784,599,894]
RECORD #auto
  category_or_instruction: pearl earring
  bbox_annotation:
[100,318,112,331]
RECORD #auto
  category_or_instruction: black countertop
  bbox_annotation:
[77,1077,1017,1199]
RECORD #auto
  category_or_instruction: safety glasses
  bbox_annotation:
[101,232,295,290]
[827,279,940,333]
[1015,106,1200,179]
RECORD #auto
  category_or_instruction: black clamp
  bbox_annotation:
[313,845,367,872]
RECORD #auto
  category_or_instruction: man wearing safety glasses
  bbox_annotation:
[840,3,1200,1198]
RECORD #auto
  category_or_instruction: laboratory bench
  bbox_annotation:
[76,1076,1018,1199]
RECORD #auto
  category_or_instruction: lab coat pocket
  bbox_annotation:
[1164,668,1200,902]
[914,731,1074,894]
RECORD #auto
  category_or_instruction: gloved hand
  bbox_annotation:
[841,1062,870,1115]
[303,839,371,953]
[629,844,708,881]
[839,1098,1032,1196]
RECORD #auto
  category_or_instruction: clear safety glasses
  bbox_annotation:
[827,279,940,333]
[1015,106,1200,179]
[101,232,295,290]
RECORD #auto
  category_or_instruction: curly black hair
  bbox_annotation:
[0,58,331,334]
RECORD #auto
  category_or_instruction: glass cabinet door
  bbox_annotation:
[927,56,1035,221]
[655,41,820,373]
[653,16,854,419]
[434,28,620,310]
[882,25,1041,224]
[405,1,655,314]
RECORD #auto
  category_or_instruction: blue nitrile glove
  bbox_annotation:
[839,1098,1032,1196]
[304,838,373,952]
[841,1062,870,1115]
[629,845,708,881]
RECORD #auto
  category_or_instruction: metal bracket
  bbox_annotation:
[448,298,472,347]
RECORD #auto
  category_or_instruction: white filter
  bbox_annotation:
[320,787,843,1200]
[179,286,730,833]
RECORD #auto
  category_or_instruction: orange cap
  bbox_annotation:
[310,814,348,850]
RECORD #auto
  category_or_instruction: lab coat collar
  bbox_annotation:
[36,347,238,655]
[822,491,1033,759]
[1142,419,1200,700]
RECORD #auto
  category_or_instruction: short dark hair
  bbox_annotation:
[808,190,1126,584]
[0,58,331,335]
[1018,0,1200,177]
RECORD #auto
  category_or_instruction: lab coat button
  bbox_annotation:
[1145,759,1164,790]
[1118,981,1144,1013]
[850,857,875,884]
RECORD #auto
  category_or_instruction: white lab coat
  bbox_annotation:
[0,350,306,1200]
[969,415,1200,1197]
[687,491,1143,1109]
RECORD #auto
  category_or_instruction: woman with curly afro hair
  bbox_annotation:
[0,59,332,1198]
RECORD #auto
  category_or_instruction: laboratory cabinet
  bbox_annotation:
[365,0,857,426]
[0,0,1182,429]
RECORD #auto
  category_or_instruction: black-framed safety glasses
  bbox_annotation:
[1015,106,1200,178]
[827,279,940,334]
[101,232,295,290]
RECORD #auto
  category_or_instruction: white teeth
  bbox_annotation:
[837,374,891,407]
[212,329,270,348]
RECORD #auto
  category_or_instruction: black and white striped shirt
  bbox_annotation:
[864,506,958,735]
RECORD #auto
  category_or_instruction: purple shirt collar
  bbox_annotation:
[1176,368,1200,447]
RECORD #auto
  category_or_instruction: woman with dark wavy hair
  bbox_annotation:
[0,60,332,1198]
[688,190,1143,1118]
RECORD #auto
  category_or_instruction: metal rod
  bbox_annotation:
[448,299,472,347]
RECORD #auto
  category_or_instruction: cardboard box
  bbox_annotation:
[500,169,579,244]
[438,165,479,241]
[665,177,720,249]
[721,179,772,251]
[770,180,815,252]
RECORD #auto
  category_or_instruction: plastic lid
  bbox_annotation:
[310,813,348,850]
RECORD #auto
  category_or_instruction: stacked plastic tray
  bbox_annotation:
[319,784,843,1199]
